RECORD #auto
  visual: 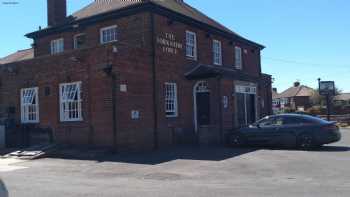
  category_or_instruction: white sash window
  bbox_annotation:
[59,82,83,122]
[21,87,39,123]
[165,83,178,117]
[50,38,64,54]
[100,25,118,44]
[186,31,197,59]
[213,40,222,65]
[235,46,242,69]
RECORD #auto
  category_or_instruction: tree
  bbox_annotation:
[310,87,342,106]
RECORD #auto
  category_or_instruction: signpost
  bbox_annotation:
[318,79,335,121]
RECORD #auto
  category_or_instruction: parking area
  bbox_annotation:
[1,129,350,197]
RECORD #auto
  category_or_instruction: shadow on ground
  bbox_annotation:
[310,145,350,152]
[46,145,258,165]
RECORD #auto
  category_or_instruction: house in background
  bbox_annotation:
[0,49,33,65]
[0,0,272,151]
[273,82,316,113]
[334,93,350,106]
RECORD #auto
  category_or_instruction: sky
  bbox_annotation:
[0,0,349,92]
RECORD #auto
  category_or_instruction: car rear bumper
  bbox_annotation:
[317,129,342,145]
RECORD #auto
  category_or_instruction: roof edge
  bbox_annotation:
[25,1,264,49]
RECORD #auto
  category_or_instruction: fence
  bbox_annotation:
[319,114,350,124]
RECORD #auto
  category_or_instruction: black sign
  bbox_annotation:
[319,81,335,96]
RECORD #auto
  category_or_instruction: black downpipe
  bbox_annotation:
[217,76,224,144]
[150,12,159,150]
[111,73,118,152]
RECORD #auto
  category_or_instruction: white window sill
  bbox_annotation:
[100,40,118,45]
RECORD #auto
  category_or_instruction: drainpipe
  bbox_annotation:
[104,47,118,153]
[217,76,224,144]
[150,12,159,150]
[111,73,118,152]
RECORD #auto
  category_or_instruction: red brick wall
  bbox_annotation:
[0,11,271,151]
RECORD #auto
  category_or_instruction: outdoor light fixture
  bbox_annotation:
[103,64,113,75]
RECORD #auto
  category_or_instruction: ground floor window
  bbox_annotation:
[165,82,178,117]
[59,82,82,122]
[21,87,39,123]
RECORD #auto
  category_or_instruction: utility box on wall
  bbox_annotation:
[0,125,5,148]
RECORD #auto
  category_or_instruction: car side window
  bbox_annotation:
[283,117,314,126]
[259,117,283,127]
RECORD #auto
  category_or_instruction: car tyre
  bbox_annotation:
[297,133,315,150]
[229,134,245,148]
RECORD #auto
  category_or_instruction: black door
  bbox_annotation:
[196,92,210,126]
[237,93,246,127]
[247,94,256,124]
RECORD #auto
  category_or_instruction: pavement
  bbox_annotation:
[0,129,350,197]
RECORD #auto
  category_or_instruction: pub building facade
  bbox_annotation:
[0,0,272,151]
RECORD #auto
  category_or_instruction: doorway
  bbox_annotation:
[235,84,257,128]
[193,81,210,132]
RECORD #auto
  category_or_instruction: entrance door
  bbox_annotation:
[196,92,210,126]
[235,85,257,128]
[247,94,256,124]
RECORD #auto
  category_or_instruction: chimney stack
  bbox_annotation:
[294,81,300,87]
[47,0,67,27]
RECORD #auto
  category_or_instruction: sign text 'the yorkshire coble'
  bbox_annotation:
[156,33,183,55]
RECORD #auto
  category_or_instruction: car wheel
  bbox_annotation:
[229,134,245,147]
[297,133,315,149]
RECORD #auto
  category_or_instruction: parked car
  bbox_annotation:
[227,114,341,149]
[0,179,8,197]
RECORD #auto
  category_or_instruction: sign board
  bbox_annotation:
[156,33,183,55]
[319,81,335,96]
[235,85,257,95]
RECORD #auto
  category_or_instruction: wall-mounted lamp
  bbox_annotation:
[103,64,113,76]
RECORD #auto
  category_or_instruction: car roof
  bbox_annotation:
[265,114,329,123]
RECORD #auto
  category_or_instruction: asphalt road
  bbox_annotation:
[1,129,350,197]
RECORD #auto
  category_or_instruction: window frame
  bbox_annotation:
[59,82,83,122]
[73,33,87,49]
[235,46,243,69]
[165,82,178,118]
[21,87,39,124]
[213,39,222,65]
[50,38,64,55]
[185,30,197,60]
[100,25,118,44]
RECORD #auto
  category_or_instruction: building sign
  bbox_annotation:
[222,96,229,109]
[235,85,257,95]
[157,33,183,55]
[319,81,335,96]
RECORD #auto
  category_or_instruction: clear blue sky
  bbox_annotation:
[0,0,349,92]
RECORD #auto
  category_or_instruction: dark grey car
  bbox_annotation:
[227,114,341,149]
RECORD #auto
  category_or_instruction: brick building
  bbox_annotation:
[273,82,315,113]
[0,0,272,151]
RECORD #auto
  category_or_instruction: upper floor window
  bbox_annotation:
[21,87,39,123]
[59,82,83,122]
[213,40,222,65]
[186,31,197,60]
[50,38,64,54]
[235,46,242,69]
[74,33,87,49]
[165,82,178,117]
[100,25,118,44]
